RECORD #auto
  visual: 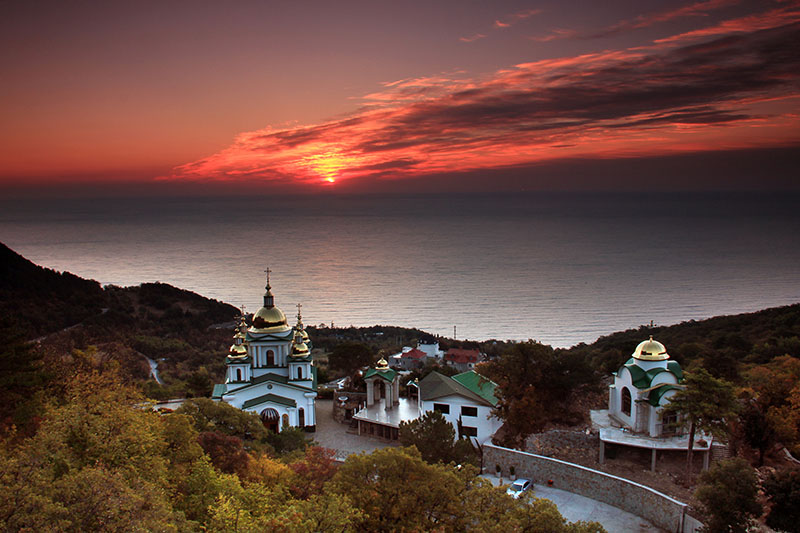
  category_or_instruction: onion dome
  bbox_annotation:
[251,271,290,333]
[632,335,670,361]
[294,304,311,345]
[228,343,248,358]
[291,331,310,357]
[376,357,389,370]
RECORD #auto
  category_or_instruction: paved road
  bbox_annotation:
[481,475,663,533]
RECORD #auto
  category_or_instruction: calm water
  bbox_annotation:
[1,192,798,347]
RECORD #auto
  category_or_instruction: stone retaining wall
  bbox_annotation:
[484,443,701,533]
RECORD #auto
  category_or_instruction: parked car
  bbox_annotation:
[506,478,532,499]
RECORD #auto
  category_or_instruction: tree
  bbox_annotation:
[740,400,774,466]
[694,458,762,533]
[287,446,338,498]
[328,342,375,377]
[326,447,467,532]
[662,368,737,475]
[482,341,598,446]
[399,410,457,463]
[764,469,800,533]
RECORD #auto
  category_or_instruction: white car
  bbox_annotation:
[506,478,532,499]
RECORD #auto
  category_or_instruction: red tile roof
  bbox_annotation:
[401,348,427,360]
[445,348,480,364]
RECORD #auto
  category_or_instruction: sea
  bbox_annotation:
[1,192,798,348]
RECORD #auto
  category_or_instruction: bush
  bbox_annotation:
[694,458,762,533]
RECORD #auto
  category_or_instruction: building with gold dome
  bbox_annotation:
[212,274,317,432]
[608,336,684,437]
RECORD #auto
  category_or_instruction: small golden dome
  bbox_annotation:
[633,336,669,361]
[291,330,310,356]
[376,357,389,369]
[229,343,248,357]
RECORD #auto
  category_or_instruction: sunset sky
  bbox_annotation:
[1,0,799,194]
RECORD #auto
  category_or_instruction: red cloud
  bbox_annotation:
[164,18,800,187]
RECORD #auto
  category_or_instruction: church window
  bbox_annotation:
[281,414,289,430]
[267,350,275,366]
[299,407,305,427]
[297,367,303,380]
[621,387,632,416]
[236,368,243,382]
[433,403,450,414]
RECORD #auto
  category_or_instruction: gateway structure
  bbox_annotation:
[212,274,317,432]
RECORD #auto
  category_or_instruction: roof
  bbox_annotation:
[619,362,682,390]
[452,370,499,406]
[212,384,227,399]
[242,392,297,409]
[648,384,680,407]
[420,370,498,407]
[363,367,397,382]
[401,348,427,360]
[223,372,316,395]
[445,348,480,364]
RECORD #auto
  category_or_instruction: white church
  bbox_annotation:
[212,273,317,432]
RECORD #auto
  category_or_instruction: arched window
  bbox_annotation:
[281,414,289,431]
[267,350,275,366]
[236,368,243,382]
[298,407,305,427]
[297,367,303,380]
[621,387,632,416]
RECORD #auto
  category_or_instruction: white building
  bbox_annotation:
[608,336,683,437]
[418,370,502,445]
[212,275,317,432]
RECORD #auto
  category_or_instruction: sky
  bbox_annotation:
[1,0,799,195]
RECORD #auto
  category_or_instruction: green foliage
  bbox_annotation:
[482,341,598,445]
[175,397,271,453]
[399,409,478,466]
[0,321,49,434]
[694,458,762,533]
[327,447,603,533]
[764,469,800,533]
[264,426,310,456]
[662,368,737,473]
[327,342,375,376]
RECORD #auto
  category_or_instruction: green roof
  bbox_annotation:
[452,371,499,406]
[363,367,397,382]
[224,372,315,395]
[623,364,650,389]
[420,371,497,407]
[667,361,683,381]
[648,384,680,407]
[212,384,227,399]
[621,362,682,390]
[242,393,297,409]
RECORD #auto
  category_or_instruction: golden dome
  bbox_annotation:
[252,305,288,331]
[633,336,669,361]
[376,357,389,369]
[229,343,248,357]
[292,340,310,357]
[250,272,291,333]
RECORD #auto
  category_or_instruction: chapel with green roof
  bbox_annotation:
[608,336,683,437]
